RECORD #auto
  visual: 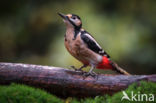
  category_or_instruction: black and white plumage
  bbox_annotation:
[58,13,130,76]
[80,30,110,58]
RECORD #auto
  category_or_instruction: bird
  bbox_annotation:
[58,13,130,76]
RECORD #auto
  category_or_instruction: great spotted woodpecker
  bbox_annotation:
[58,13,130,76]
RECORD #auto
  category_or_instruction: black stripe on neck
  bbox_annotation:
[67,17,82,40]
[73,25,81,40]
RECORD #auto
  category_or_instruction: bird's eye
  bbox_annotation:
[72,16,76,20]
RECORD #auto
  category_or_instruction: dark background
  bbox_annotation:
[0,0,156,74]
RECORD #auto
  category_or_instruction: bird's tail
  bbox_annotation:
[96,56,131,75]
[110,61,131,75]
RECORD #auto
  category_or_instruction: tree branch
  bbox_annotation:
[0,62,156,97]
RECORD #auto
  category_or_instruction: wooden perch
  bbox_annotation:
[0,62,156,98]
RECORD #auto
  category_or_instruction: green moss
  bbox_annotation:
[0,83,63,103]
[107,81,156,103]
[0,81,156,103]
[71,81,156,103]
[71,96,108,103]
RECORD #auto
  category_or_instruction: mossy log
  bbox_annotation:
[0,62,156,98]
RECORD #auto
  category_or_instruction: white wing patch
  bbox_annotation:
[80,30,110,58]
[84,33,103,50]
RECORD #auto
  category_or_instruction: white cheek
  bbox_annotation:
[70,18,74,21]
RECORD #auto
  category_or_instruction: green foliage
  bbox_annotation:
[71,96,108,103]
[0,83,63,103]
[0,81,156,103]
[107,81,156,103]
[71,81,156,103]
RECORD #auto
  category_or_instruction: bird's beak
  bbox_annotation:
[58,12,67,20]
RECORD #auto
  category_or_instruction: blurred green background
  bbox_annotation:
[0,0,155,74]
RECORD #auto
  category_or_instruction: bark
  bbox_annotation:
[0,62,156,98]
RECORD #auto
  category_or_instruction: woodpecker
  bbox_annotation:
[58,13,130,76]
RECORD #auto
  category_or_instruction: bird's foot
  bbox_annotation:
[70,66,83,72]
[83,71,97,77]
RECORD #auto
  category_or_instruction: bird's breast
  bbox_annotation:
[64,33,102,65]
[64,34,82,57]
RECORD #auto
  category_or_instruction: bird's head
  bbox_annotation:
[58,13,82,29]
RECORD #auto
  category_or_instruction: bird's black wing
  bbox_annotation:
[80,30,110,58]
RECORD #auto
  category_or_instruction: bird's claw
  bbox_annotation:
[83,71,97,77]
[70,66,83,72]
